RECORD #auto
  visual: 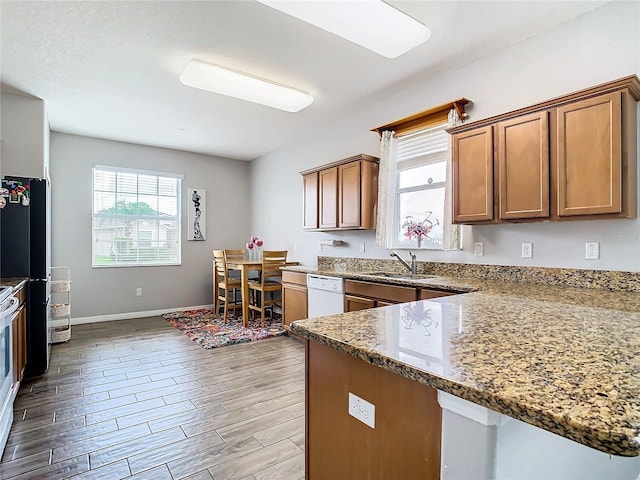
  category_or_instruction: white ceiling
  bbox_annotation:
[0,1,608,161]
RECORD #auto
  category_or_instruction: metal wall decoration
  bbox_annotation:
[187,188,206,241]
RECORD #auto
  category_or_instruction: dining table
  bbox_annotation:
[220,258,299,327]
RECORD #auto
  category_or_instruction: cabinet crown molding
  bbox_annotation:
[299,153,379,175]
[447,75,640,134]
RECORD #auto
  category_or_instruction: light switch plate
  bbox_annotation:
[521,242,533,258]
[474,242,484,257]
[359,242,366,253]
[585,242,600,260]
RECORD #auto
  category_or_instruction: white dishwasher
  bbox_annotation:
[306,274,344,318]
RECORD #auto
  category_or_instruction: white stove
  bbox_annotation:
[0,285,19,455]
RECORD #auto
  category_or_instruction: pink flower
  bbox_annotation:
[246,242,254,249]
[255,239,263,247]
[251,236,258,243]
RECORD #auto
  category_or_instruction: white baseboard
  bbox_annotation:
[69,304,214,325]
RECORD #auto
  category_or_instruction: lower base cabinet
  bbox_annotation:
[306,340,441,479]
[282,272,308,329]
[344,279,460,312]
[12,283,27,391]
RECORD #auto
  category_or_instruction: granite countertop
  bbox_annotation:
[289,265,640,457]
[0,277,28,290]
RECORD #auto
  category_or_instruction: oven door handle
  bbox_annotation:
[0,297,19,322]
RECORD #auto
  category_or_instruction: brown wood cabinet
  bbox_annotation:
[318,167,338,229]
[452,125,494,223]
[301,154,379,231]
[344,279,459,312]
[556,91,625,217]
[302,172,319,229]
[12,283,27,389]
[497,111,549,220]
[306,340,441,479]
[450,75,639,224]
[282,271,308,329]
[419,288,458,300]
[344,294,375,312]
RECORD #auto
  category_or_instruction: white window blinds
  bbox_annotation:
[92,166,183,267]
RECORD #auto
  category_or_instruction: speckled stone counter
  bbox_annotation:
[289,264,640,457]
[0,278,28,290]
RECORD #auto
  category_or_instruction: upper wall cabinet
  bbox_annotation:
[449,75,640,224]
[301,154,379,231]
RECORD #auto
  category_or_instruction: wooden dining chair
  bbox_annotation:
[248,250,287,327]
[213,250,242,323]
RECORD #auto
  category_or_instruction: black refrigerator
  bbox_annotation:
[0,176,51,377]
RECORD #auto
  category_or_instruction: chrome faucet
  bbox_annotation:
[389,250,417,275]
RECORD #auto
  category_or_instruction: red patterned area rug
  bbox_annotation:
[162,308,287,349]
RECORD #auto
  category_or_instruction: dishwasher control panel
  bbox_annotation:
[306,274,345,293]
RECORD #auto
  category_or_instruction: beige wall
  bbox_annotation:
[0,92,48,179]
[50,133,252,318]
[250,1,640,272]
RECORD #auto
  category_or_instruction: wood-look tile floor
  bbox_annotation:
[0,316,306,480]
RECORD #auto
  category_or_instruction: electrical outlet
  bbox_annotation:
[348,392,375,429]
[136,287,142,297]
[585,242,600,260]
[359,242,366,253]
[521,242,533,258]
[318,243,323,252]
[474,242,484,257]
[293,242,298,251]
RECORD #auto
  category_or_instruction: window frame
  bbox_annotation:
[91,165,183,268]
[389,123,449,250]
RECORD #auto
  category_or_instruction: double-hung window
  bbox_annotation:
[390,123,449,249]
[92,165,182,267]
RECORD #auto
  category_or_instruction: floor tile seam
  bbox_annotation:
[126,430,228,474]
[8,419,121,461]
[22,394,138,422]
[95,363,169,379]
[215,410,305,442]
[106,378,178,400]
[114,402,197,430]
[205,438,303,479]
[84,399,169,426]
[50,423,153,464]
[87,427,189,471]
[0,448,53,478]
[168,436,265,479]
[251,450,305,479]
[82,376,154,396]
[218,386,293,411]
[4,416,88,448]
[50,356,140,370]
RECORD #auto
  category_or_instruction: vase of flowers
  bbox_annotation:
[402,212,440,248]
[246,236,263,261]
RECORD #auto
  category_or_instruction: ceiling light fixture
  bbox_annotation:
[257,0,431,58]
[179,60,314,113]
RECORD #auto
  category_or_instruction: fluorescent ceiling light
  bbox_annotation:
[257,0,431,58]
[179,60,314,112]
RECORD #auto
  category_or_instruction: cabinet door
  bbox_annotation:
[282,284,308,327]
[419,289,457,300]
[11,305,26,386]
[302,172,319,229]
[344,295,375,312]
[338,161,361,228]
[556,91,622,216]
[497,112,550,219]
[319,167,338,229]
[452,126,494,223]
